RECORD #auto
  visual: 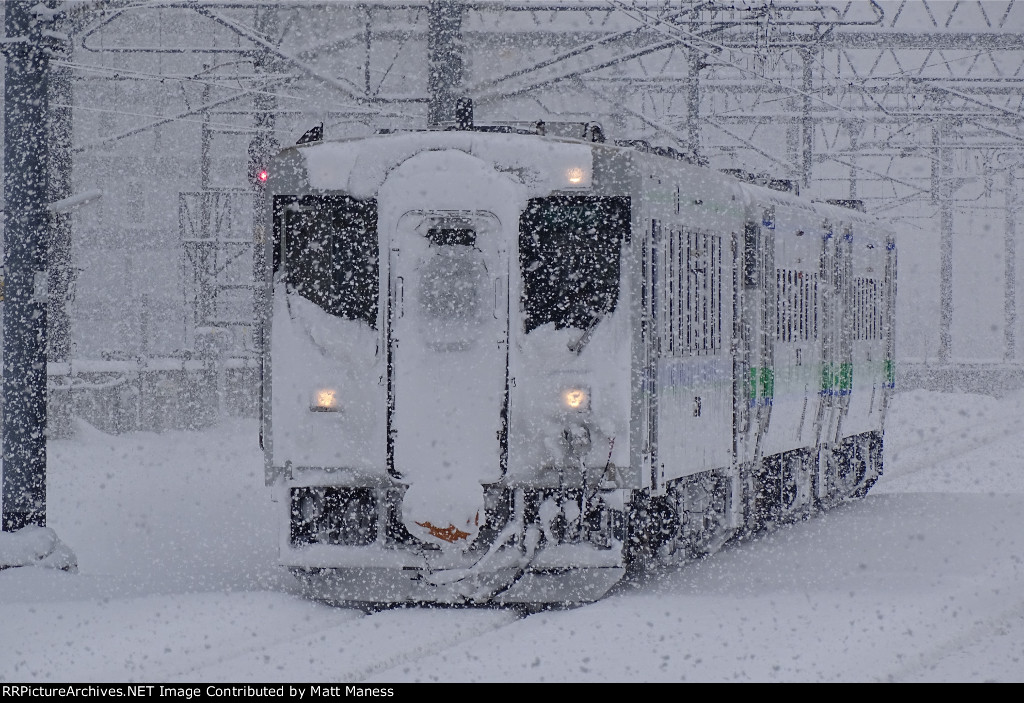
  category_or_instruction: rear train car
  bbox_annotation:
[259,126,896,606]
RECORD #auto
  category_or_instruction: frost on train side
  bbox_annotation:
[271,287,385,471]
[269,191,386,474]
[506,194,633,483]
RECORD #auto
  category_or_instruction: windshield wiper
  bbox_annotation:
[567,311,604,355]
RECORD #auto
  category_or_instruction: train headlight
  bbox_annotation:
[561,386,590,412]
[311,388,339,412]
[566,167,586,185]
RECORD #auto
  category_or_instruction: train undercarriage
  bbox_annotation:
[287,430,883,607]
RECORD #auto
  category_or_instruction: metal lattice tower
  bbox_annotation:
[51,1,1024,369]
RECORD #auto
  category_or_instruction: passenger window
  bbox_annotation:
[680,230,723,353]
[776,268,818,342]
[418,229,486,322]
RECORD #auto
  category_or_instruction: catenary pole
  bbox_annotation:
[47,19,73,439]
[428,0,464,127]
[252,3,279,355]
[2,1,55,530]
[1006,168,1018,363]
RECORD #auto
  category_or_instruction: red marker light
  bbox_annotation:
[257,169,269,183]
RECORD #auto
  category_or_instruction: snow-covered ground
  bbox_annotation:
[2,389,1023,682]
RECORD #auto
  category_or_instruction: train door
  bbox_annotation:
[376,148,522,548]
[737,209,776,464]
[880,235,897,419]
[813,221,854,496]
[834,226,855,438]
[814,223,838,447]
[844,230,886,435]
[647,218,661,491]
[387,211,509,543]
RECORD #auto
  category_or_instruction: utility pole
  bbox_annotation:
[934,119,954,365]
[799,46,814,190]
[47,21,73,439]
[428,0,464,127]
[2,1,56,530]
[1006,167,1018,363]
[686,37,702,165]
[251,4,279,345]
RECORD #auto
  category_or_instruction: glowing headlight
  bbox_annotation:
[311,388,339,412]
[566,167,585,185]
[562,387,590,412]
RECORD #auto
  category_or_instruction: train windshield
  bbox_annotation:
[519,195,630,333]
[419,226,487,325]
[273,194,378,328]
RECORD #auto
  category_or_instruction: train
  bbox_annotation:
[258,118,896,607]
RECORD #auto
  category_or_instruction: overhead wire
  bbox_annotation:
[600,0,1024,194]
[55,57,412,113]
[53,57,417,153]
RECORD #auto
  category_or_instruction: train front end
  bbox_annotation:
[262,132,634,605]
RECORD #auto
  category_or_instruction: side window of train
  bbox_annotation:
[743,221,759,287]
[853,275,881,340]
[519,195,631,333]
[673,229,723,355]
[775,269,819,342]
[273,194,379,328]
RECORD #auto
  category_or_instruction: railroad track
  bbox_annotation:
[879,404,1024,489]
[170,602,526,682]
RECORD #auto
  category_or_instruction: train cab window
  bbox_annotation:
[418,226,486,323]
[426,226,475,247]
[274,194,378,328]
[519,195,630,333]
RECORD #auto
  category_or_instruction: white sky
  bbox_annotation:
[1,388,1023,682]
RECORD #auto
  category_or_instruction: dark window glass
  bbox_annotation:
[743,222,759,287]
[775,268,818,342]
[426,227,476,247]
[681,230,723,353]
[273,194,378,328]
[418,238,486,322]
[852,276,880,340]
[519,195,630,333]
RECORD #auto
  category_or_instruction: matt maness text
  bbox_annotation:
[1,687,396,698]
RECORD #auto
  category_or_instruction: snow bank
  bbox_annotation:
[0,525,77,572]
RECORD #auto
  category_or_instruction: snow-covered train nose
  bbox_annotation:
[380,149,524,554]
[401,478,484,550]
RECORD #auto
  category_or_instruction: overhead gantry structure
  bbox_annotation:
[55,1,1024,368]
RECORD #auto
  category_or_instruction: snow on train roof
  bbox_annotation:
[290,130,894,245]
[732,177,895,242]
[296,131,595,200]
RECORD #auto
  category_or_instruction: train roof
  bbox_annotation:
[723,170,894,237]
[279,129,601,200]
[275,128,894,240]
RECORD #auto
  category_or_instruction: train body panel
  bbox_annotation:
[260,126,896,606]
[749,193,829,460]
[631,153,745,491]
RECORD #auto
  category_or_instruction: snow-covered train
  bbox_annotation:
[259,120,896,606]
